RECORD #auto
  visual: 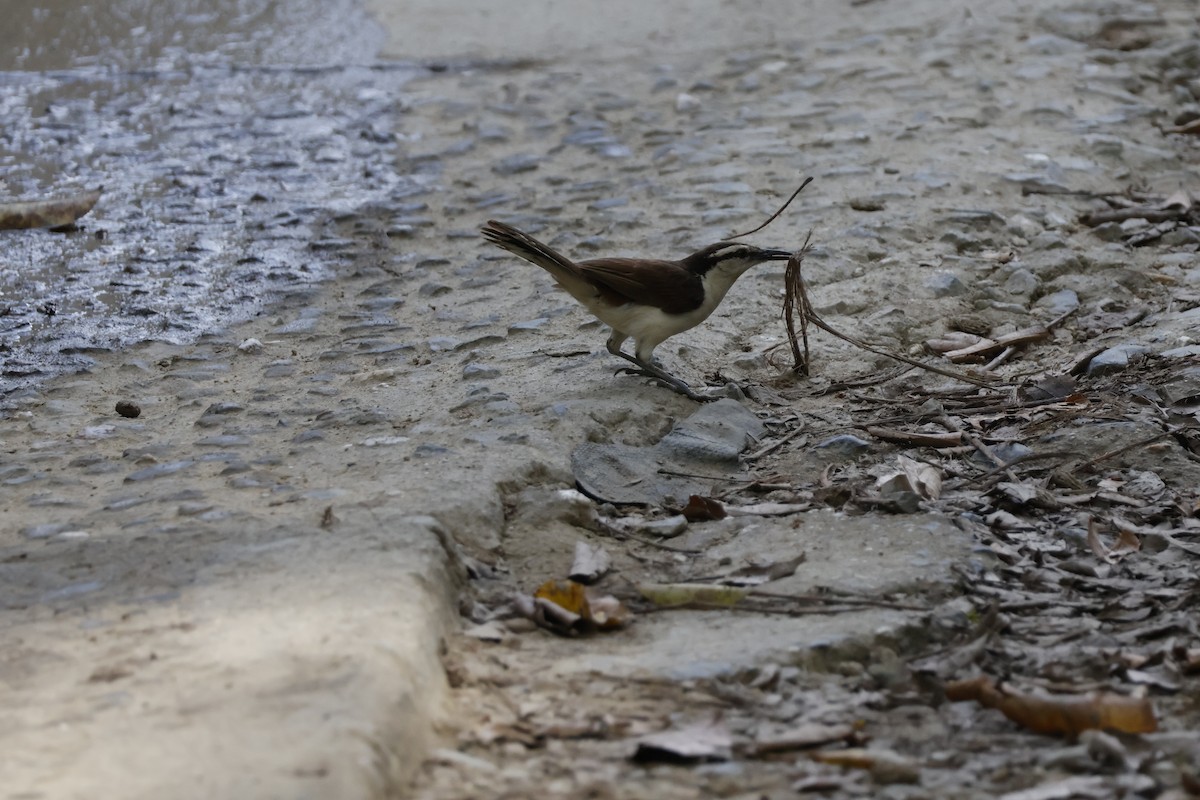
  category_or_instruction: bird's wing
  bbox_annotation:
[577,258,704,315]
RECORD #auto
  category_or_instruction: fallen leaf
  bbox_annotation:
[568,541,611,584]
[751,723,856,755]
[998,776,1113,800]
[517,579,632,634]
[632,720,732,763]
[945,675,1157,736]
[723,502,813,516]
[682,494,726,521]
[1087,518,1141,564]
[720,553,806,587]
[809,748,919,784]
[637,582,748,608]
[535,579,589,616]
[0,188,102,230]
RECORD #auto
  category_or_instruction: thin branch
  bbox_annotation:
[728,176,814,239]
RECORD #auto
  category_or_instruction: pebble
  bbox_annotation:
[925,272,967,298]
[1087,344,1151,376]
[508,318,548,332]
[492,153,540,175]
[815,435,872,456]
[1037,289,1080,315]
[462,363,501,380]
[115,401,141,418]
[125,460,195,482]
[22,522,74,540]
[1002,267,1039,296]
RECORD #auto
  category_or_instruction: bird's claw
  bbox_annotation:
[613,366,723,402]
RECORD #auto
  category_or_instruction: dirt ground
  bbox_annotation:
[375,0,1200,797]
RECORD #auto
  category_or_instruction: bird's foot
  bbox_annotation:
[614,364,717,402]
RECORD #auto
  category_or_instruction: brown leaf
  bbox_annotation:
[0,189,102,230]
[1087,518,1141,564]
[682,494,726,521]
[945,675,1157,736]
[519,579,631,634]
[637,582,748,608]
[535,579,590,616]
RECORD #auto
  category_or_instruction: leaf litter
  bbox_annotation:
[409,38,1200,800]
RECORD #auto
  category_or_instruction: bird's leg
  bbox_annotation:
[604,335,712,401]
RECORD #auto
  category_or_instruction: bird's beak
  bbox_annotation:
[762,248,794,261]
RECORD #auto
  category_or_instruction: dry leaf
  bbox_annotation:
[809,748,919,784]
[898,455,942,499]
[926,331,986,354]
[945,675,1157,736]
[719,553,806,587]
[751,723,856,755]
[632,720,732,763]
[1087,518,1141,564]
[0,189,102,230]
[724,502,813,516]
[682,494,726,521]
[637,582,748,608]
[569,541,611,584]
[519,579,631,634]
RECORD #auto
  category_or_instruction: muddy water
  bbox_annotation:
[0,0,411,403]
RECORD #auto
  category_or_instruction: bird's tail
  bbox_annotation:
[481,220,581,281]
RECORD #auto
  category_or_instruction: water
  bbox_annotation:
[0,0,421,403]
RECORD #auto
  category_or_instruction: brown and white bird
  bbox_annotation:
[481,220,792,399]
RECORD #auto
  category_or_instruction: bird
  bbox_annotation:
[481,219,793,400]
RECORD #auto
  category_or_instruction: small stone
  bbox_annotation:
[940,230,983,253]
[237,338,264,353]
[80,425,117,439]
[675,92,701,112]
[115,400,141,418]
[22,522,73,540]
[925,272,967,298]
[1003,267,1039,296]
[492,153,540,175]
[1037,289,1079,315]
[625,514,688,538]
[1091,222,1126,242]
[178,502,216,517]
[508,318,548,332]
[203,402,243,415]
[1029,232,1068,250]
[196,435,252,448]
[1087,344,1150,376]
[975,442,1032,467]
[816,434,872,456]
[359,435,410,447]
[462,363,501,380]
[510,488,599,530]
[125,460,194,483]
[419,282,452,298]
